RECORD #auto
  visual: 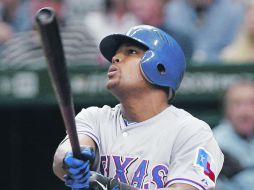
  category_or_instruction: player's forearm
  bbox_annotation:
[52,138,72,180]
[52,134,96,180]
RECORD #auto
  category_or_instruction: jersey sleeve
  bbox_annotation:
[75,106,101,147]
[58,106,102,170]
[166,118,224,190]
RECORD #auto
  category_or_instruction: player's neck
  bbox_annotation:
[120,93,169,122]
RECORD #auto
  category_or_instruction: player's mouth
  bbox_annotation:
[107,65,118,78]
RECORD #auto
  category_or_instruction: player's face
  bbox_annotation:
[106,43,149,96]
[225,84,254,137]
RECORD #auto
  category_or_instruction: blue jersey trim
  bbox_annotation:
[165,178,206,190]
[78,131,100,145]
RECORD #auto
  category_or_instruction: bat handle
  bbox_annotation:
[61,105,82,159]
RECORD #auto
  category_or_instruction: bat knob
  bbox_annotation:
[35,7,55,25]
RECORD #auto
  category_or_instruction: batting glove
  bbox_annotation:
[63,146,95,189]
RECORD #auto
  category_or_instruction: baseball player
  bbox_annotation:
[53,25,224,190]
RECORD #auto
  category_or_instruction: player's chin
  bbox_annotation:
[106,79,119,90]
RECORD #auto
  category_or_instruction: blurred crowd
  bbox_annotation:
[0,0,253,69]
[213,80,254,190]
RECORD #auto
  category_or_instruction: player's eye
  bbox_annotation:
[127,48,138,55]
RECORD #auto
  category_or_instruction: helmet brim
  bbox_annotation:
[99,34,148,63]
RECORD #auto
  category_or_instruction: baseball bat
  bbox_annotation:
[35,7,82,162]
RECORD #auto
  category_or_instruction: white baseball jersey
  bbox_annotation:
[74,104,224,190]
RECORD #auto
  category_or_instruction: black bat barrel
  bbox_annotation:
[36,7,71,106]
[35,7,82,160]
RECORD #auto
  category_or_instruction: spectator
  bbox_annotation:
[165,0,246,63]
[0,0,32,32]
[0,20,13,51]
[0,0,31,51]
[0,0,99,70]
[213,80,254,190]
[64,0,104,23]
[83,0,140,45]
[220,1,254,63]
[127,0,193,60]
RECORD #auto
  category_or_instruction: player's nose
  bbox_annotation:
[112,53,123,64]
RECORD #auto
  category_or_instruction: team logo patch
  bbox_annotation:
[194,148,215,182]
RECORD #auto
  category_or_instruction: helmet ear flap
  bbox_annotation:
[140,50,156,84]
[140,50,168,86]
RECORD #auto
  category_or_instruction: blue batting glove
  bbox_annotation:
[63,147,95,189]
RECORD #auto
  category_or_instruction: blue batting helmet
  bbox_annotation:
[99,25,186,93]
